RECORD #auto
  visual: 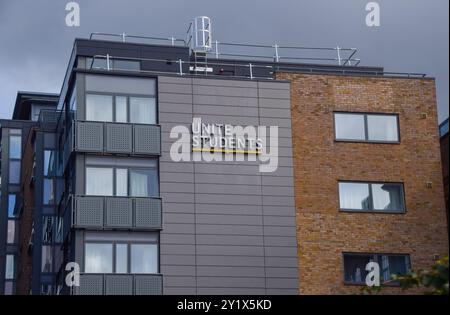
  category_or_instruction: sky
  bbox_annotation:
[0,0,448,122]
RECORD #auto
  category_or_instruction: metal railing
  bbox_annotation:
[90,32,186,46]
[86,53,426,79]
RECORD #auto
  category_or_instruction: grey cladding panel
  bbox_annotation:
[76,197,104,227]
[135,198,162,229]
[106,124,132,153]
[106,275,133,295]
[134,125,161,155]
[106,198,132,227]
[76,122,103,151]
[135,275,163,295]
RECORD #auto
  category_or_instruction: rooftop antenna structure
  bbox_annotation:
[186,16,212,73]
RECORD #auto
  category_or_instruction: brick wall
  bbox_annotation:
[277,72,449,294]
[16,127,36,295]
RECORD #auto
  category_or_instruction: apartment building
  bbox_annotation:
[0,22,448,295]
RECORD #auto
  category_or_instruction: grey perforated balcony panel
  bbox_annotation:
[106,123,133,153]
[134,275,163,295]
[134,198,162,229]
[76,122,104,151]
[75,197,104,227]
[105,275,133,295]
[134,125,161,155]
[106,198,133,228]
[75,274,104,295]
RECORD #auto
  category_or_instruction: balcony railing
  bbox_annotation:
[72,273,163,295]
[64,121,161,159]
[70,195,162,230]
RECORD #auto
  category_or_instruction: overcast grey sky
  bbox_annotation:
[0,0,448,122]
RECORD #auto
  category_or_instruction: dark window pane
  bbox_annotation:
[130,169,158,197]
[367,115,398,142]
[43,216,54,243]
[113,59,140,71]
[372,183,404,212]
[380,255,410,282]
[344,254,375,283]
[44,150,55,176]
[87,57,108,70]
[334,113,365,140]
[9,135,21,158]
[9,160,21,184]
[339,182,370,210]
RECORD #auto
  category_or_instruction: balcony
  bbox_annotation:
[64,121,160,162]
[72,273,163,295]
[70,195,162,230]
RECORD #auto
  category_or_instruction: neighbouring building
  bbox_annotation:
[0,21,448,295]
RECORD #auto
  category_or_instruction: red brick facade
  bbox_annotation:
[277,72,449,294]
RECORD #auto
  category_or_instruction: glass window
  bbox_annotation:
[87,57,109,70]
[116,168,128,196]
[43,216,54,244]
[5,255,15,279]
[131,244,158,274]
[86,94,113,122]
[338,182,370,210]
[43,179,55,205]
[344,253,410,284]
[130,169,158,197]
[367,115,399,142]
[9,135,22,158]
[130,97,156,124]
[9,160,21,184]
[7,220,18,244]
[8,194,16,218]
[339,181,405,213]
[334,113,365,141]
[86,167,113,196]
[4,281,14,295]
[344,254,373,284]
[44,150,55,176]
[113,59,140,71]
[116,244,128,273]
[42,246,53,273]
[372,183,405,211]
[85,243,113,273]
[115,96,127,123]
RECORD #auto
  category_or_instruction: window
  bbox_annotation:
[43,178,55,205]
[334,113,399,142]
[86,57,140,71]
[84,242,158,274]
[338,181,405,213]
[116,244,128,273]
[86,94,113,122]
[9,135,21,158]
[343,253,410,285]
[43,216,54,244]
[7,220,18,244]
[130,169,158,197]
[9,160,21,184]
[85,93,156,124]
[115,96,127,123]
[131,244,158,273]
[86,167,113,196]
[85,243,113,273]
[8,194,16,218]
[5,255,15,279]
[44,150,55,176]
[130,97,156,124]
[334,113,365,141]
[116,169,128,196]
[42,246,53,273]
[86,165,158,197]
